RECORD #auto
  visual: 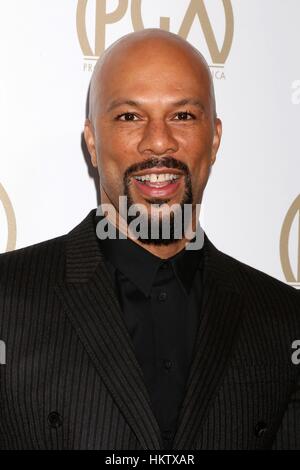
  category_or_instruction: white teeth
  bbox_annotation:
[134,173,180,182]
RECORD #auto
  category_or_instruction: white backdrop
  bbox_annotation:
[0,0,299,288]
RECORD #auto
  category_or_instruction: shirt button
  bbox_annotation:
[158,291,167,302]
[163,359,173,370]
[47,411,63,428]
[254,421,267,438]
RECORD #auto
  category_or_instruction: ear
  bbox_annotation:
[84,119,98,168]
[210,118,222,166]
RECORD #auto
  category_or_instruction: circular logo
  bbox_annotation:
[280,194,300,286]
[76,0,234,65]
[0,183,17,253]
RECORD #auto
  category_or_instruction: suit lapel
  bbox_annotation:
[55,210,245,450]
[54,210,162,450]
[173,237,245,449]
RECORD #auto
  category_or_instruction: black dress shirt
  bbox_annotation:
[95,216,204,449]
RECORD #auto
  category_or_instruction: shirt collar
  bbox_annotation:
[95,215,204,297]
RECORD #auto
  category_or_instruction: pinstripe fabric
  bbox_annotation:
[0,209,299,449]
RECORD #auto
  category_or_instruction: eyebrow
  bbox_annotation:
[106,98,205,113]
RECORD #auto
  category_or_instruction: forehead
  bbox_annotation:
[97,41,211,107]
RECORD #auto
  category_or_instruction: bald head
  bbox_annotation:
[88,28,216,124]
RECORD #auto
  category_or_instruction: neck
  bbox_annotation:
[127,234,191,260]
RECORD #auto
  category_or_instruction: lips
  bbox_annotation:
[132,167,183,178]
[131,170,183,198]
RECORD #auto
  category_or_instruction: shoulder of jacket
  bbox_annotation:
[216,247,296,292]
[0,234,67,285]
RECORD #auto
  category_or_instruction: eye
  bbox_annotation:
[115,112,139,121]
[174,111,196,120]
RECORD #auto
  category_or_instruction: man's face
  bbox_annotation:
[85,38,222,243]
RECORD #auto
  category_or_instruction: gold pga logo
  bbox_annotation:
[76,0,234,77]
[280,195,300,288]
[0,183,17,253]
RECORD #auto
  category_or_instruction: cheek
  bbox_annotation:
[191,155,212,193]
[96,126,136,169]
[182,134,212,175]
[180,121,213,154]
[179,130,213,199]
[95,137,134,197]
[93,122,141,201]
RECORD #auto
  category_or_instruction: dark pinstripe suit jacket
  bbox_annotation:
[0,209,299,450]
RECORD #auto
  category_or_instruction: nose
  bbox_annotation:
[137,119,179,156]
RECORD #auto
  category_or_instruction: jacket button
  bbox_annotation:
[48,411,63,428]
[158,291,167,302]
[254,421,267,437]
[163,359,173,371]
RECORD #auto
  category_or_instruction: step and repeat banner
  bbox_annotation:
[0,0,299,288]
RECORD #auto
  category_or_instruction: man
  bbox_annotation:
[0,29,299,450]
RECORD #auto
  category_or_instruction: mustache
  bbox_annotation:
[123,156,190,181]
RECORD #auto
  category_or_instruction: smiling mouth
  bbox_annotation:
[131,170,184,198]
[133,172,181,187]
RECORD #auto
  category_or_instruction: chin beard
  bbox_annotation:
[126,212,184,246]
[125,176,193,246]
